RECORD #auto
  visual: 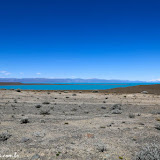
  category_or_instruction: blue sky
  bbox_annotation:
[0,0,160,81]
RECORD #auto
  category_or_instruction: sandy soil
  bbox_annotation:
[0,89,160,160]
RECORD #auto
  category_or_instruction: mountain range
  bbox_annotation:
[0,78,151,83]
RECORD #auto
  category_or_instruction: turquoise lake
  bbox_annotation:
[0,83,157,90]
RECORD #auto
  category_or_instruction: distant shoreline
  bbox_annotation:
[0,82,128,86]
[0,83,160,95]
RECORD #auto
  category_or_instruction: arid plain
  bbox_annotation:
[0,88,160,160]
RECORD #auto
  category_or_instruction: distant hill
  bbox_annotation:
[0,78,147,83]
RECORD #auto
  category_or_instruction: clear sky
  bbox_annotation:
[0,0,160,81]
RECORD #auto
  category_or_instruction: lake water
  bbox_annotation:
[0,83,157,90]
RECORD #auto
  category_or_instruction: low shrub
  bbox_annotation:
[134,144,160,160]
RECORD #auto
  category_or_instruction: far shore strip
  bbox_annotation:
[1,83,160,94]
[0,82,128,86]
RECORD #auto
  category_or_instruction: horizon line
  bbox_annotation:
[0,77,159,82]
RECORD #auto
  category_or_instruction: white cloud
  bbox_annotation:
[20,72,24,75]
[149,79,160,82]
[36,73,41,75]
[0,71,11,76]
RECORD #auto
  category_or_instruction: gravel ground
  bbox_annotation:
[0,89,160,160]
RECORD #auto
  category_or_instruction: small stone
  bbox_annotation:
[20,137,30,143]
[31,154,40,160]
[50,106,54,110]
[92,90,99,93]
[33,132,45,137]
[35,105,41,108]
[71,108,77,111]
[155,124,160,130]
[129,113,135,118]
[11,104,15,107]
[40,110,50,115]
[156,118,160,121]
[101,106,106,109]
[141,91,148,94]
[84,111,89,114]
[87,133,94,138]
[111,104,122,110]
[16,89,21,92]
[111,109,122,114]
[96,144,107,152]
[40,119,45,123]
[20,118,29,124]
